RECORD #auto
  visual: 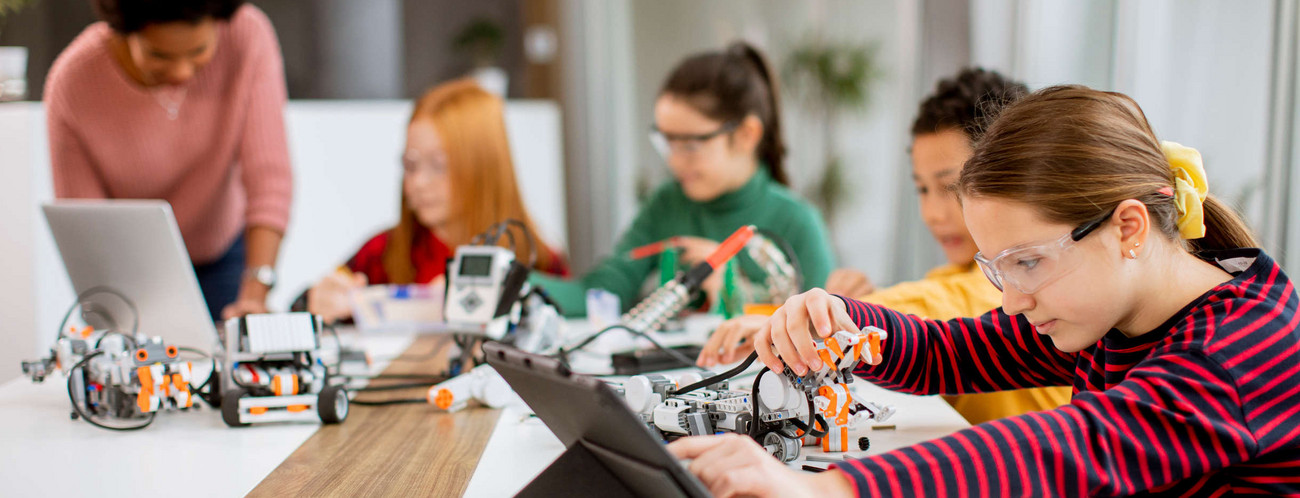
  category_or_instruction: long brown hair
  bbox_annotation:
[383,79,561,283]
[659,41,788,186]
[956,85,1257,253]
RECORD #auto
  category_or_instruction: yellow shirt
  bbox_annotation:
[860,263,1072,425]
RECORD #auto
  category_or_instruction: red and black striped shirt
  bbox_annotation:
[832,248,1300,496]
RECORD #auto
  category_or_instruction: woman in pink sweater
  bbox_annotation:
[45,0,292,321]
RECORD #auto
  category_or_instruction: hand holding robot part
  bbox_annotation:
[754,288,875,376]
[622,326,895,461]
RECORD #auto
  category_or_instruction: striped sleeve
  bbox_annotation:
[840,297,1075,395]
[234,7,293,234]
[833,349,1258,496]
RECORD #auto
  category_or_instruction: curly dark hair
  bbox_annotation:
[91,0,244,34]
[911,67,1029,142]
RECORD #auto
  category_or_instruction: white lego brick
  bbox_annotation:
[245,313,318,354]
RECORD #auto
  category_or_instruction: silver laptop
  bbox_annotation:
[43,200,219,349]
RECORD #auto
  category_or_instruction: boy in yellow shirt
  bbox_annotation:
[698,68,1071,424]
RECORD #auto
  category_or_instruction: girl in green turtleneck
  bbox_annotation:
[533,41,835,316]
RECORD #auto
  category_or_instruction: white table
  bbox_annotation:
[0,334,414,497]
[0,319,970,496]
[462,370,971,496]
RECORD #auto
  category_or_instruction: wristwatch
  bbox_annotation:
[246,265,278,289]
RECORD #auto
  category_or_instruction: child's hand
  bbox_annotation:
[667,434,855,498]
[753,289,860,376]
[698,314,768,367]
[824,268,875,298]
[308,270,368,323]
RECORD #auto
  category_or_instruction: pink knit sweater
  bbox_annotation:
[45,5,292,264]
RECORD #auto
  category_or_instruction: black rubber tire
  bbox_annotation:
[318,385,348,424]
[858,436,871,452]
[221,388,251,427]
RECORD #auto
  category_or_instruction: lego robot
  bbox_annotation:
[620,327,896,462]
[22,326,204,430]
[219,313,349,427]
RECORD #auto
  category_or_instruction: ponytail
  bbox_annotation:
[660,40,789,185]
[1192,195,1259,253]
[726,42,787,185]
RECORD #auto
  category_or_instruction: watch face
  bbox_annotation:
[253,266,276,287]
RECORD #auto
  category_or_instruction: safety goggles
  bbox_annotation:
[648,120,739,159]
[973,208,1113,294]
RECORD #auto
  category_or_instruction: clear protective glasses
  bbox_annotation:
[648,120,739,160]
[973,208,1114,294]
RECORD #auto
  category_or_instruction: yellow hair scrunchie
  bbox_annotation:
[1159,141,1209,239]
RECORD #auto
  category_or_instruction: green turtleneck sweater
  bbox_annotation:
[532,169,835,316]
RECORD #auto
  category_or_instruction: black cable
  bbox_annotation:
[556,324,702,371]
[324,322,342,352]
[66,351,156,431]
[350,398,427,406]
[176,346,218,400]
[527,286,563,315]
[790,404,828,439]
[58,286,140,343]
[674,352,759,396]
[749,366,769,438]
[471,219,540,269]
[351,382,442,393]
[339,373,448,381]
[500,225,518,255]
[502,218,539,268]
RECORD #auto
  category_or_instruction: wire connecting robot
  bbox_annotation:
[620,326,895,462]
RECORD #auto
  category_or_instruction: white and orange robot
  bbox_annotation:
[218,313,348,427]
[620,326,895,463]
[22,326,206,430]
[131,338,195,413]
[804,327,896,452]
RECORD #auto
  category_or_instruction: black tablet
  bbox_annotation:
[483,342,710,498]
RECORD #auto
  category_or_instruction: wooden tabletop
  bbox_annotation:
[249,336,501,497]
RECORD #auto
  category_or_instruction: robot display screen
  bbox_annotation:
[459,255,494,277]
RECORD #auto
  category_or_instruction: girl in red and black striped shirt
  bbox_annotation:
[668,86,1300,496]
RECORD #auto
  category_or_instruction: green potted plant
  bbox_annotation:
[0,0,37,101]
[452,17,508,97]
[783,35,882,225]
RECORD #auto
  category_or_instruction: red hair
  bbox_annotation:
[383,79,562,283]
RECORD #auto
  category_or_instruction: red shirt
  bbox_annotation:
[345,228,569,284]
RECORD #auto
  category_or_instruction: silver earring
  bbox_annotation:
[1135,242,1141,247]
[1128,249,1137,259]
